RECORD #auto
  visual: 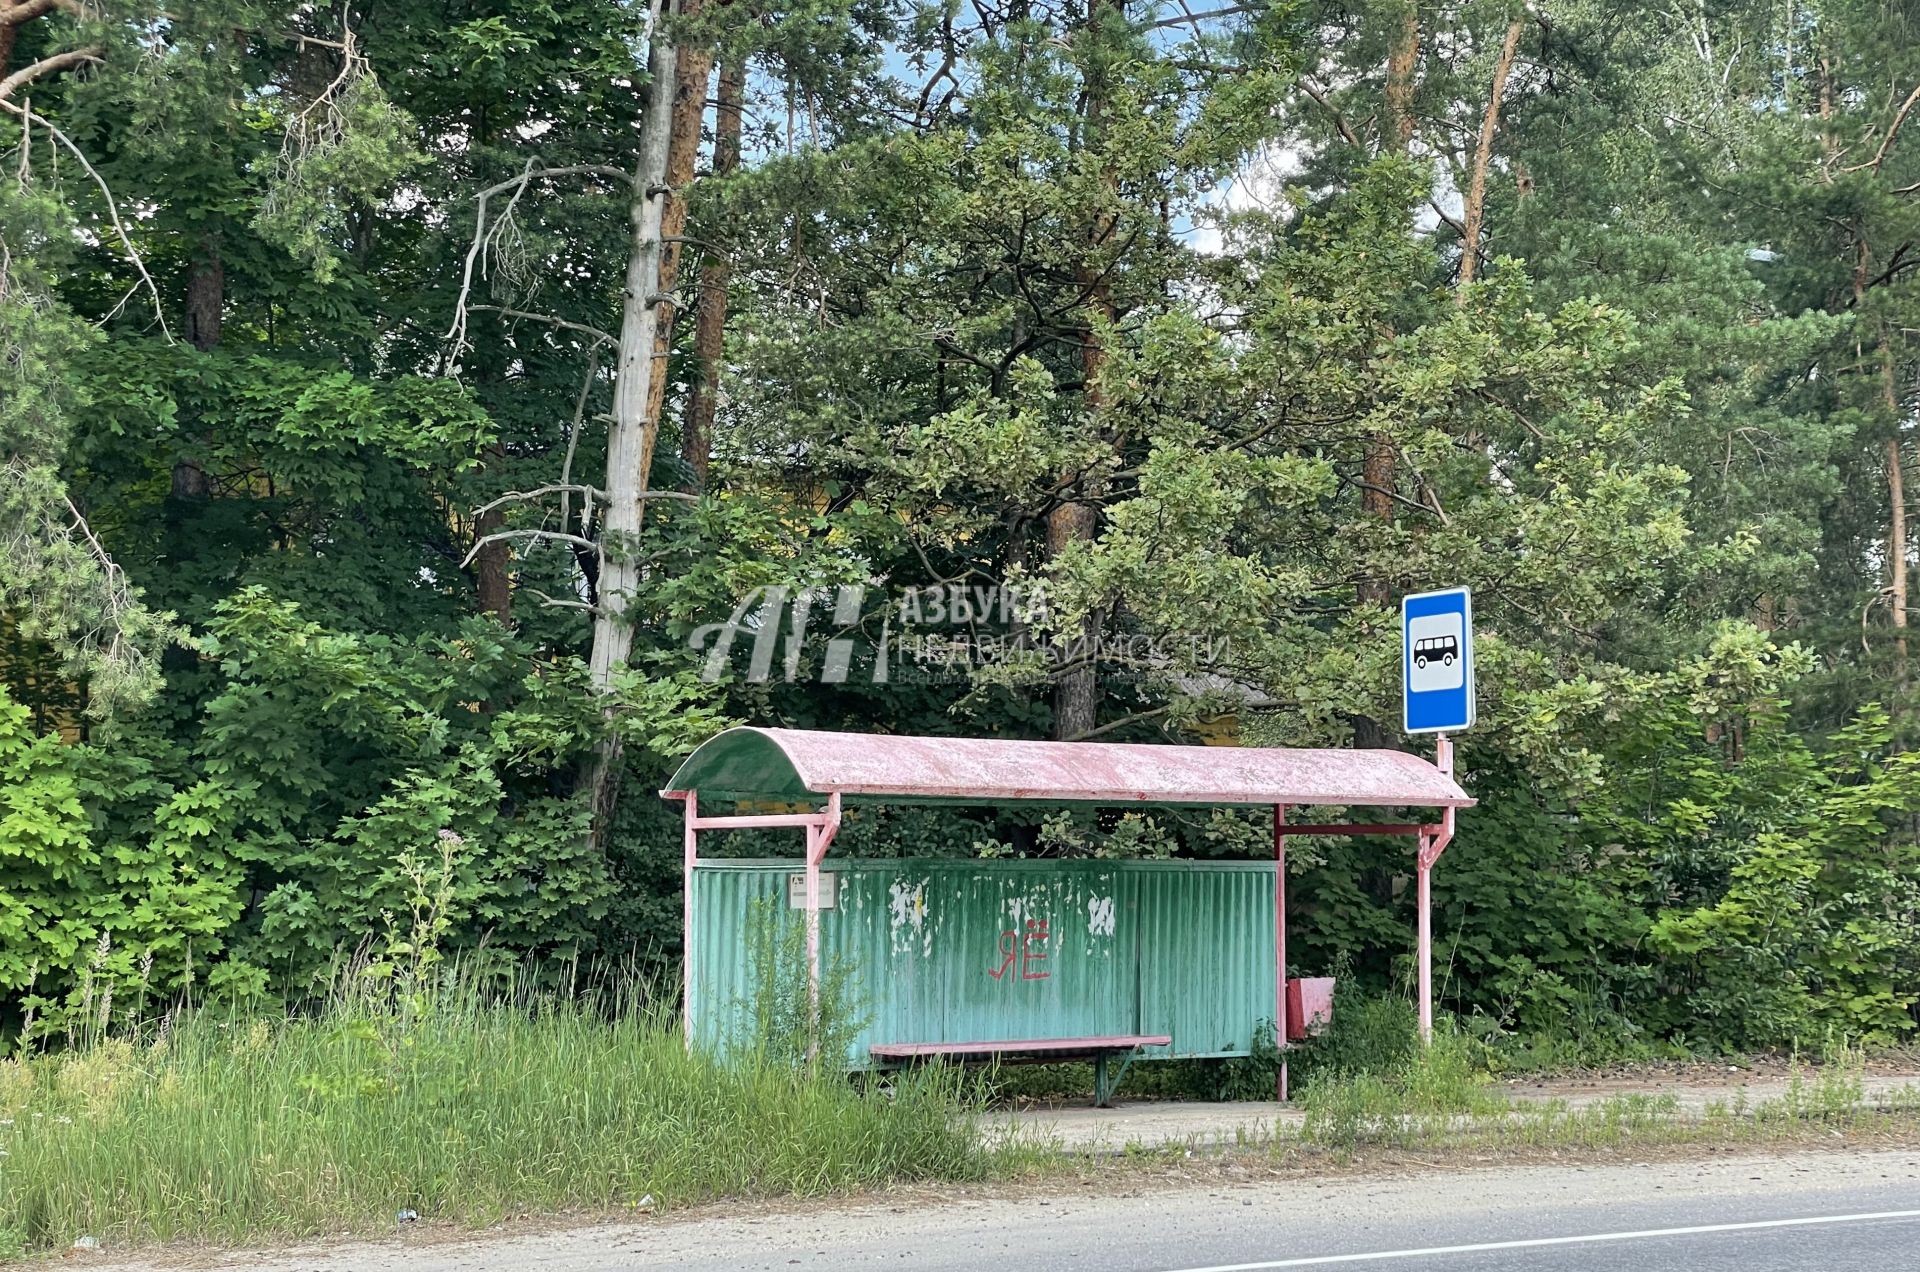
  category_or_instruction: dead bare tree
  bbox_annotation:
[577,0,685,829]
[443,0,688,831]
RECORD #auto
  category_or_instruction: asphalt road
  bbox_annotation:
[91,1147,1920,1272]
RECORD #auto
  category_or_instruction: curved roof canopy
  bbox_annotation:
[663,727,1472,809]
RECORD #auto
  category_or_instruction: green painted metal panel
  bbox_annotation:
[1134,862,1277,1059]
[690,859,1278,1067]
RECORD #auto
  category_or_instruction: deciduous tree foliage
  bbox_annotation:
[3,0,1918,1050]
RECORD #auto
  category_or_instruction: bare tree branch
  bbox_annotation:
[523,587,599,613]
[439,163,634,373]
[1346,474,1450,523]
[1,98,173,341]
[469,304,615,346]
[1456,19,1525,297]
[1427,198,1467,239]
[1063,705,1173,742]
[1298,75,1359,147]
[472,483,607,518]
[1138,4,1256,33]
[1842,81,1920,174]
[560,347,603,540]
[0,0,86,30]
[0,45,99,101]
[459,528,601,570]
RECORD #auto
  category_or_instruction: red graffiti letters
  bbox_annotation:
[987,918,1050,981]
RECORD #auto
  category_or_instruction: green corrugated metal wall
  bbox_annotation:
[689,859,1279,1067]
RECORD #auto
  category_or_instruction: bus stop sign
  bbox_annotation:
[1403,587,1474,734]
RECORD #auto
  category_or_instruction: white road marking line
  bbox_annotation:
[1163,1209,1920,1271]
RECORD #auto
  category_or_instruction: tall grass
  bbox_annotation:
[0,990,994,1252]
[0,834,1013,1254]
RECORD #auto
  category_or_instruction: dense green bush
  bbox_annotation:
[0,589,725,1036]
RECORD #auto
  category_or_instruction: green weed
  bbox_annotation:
[1299,1026,1505,1149]
[738,899,867,1071]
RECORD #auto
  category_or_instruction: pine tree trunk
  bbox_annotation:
[1456,19,1524,296]
[1047,498,1100,740]
[1360,1,1420,586]
[1049,257,1108,741]
[1050,0,1118,743]
[473,445,513,624]
[586,11,680,830]
[1384,2,1418,151]
[682,62,744,492]
[472,505,513,623]
[184,250,222,350]
[641,0,712,468]
[1887,343,1908,672]
[1349,4,1421,751]
[172,247,221,498]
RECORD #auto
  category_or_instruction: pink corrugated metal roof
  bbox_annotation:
[664,727,1472,808]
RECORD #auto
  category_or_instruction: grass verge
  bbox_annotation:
[0,995,1013,1255]
[5,985,1915,1258]
[1291,1029,1920,1153]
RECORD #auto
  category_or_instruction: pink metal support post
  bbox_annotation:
[803,791,843,1009]
[681,790,698,1043]
[1273,803,1289,1102]
[1415,733,1458,1044]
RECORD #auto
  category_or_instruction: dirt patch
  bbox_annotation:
[1498,1056,1920,1099]
[1500,1051,1920,1088]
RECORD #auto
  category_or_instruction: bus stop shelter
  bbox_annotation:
[662,728,1470,1099]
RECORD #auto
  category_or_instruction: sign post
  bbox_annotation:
[1403,588,1473,1043]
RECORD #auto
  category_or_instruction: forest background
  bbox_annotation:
[5,0,1920,1059]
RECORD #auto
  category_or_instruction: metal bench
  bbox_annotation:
[870,1034,1172,1107]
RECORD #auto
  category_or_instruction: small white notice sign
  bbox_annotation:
[787,872,838,910]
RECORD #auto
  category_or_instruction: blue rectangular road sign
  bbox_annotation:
[1403,587,1474,734]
